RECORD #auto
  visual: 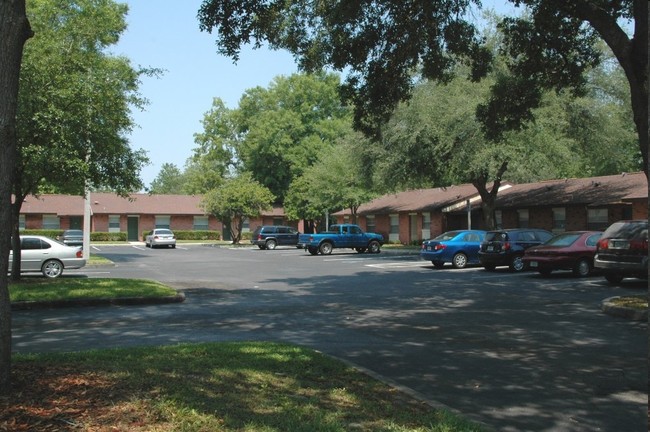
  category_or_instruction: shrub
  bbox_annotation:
[142,230,222,241]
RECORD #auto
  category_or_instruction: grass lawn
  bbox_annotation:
[2,342,485,431]
[9,278,177,302]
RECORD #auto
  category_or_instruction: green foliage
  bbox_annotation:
[148,163,186,194]
[198,0,647,176]
[198,0,491,136]
[17,0,153,201]
[141,230,221,241]
[234,72,353,201]
[201,174,275,243]
[21,230,127,242]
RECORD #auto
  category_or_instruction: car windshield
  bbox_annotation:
[545,233,580,247]
[155,229,173,235]
[65,230,83,236]
[433,231,461,241]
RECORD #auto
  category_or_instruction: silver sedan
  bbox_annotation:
[145,228,177,249]
[9,235,86,278]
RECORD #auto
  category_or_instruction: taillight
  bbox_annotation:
[435,244,446,251]
[503,242,511,251]
[597,238,608,250]
[258,235,263,240]
[76,250,83,258]
[629,239,648,251]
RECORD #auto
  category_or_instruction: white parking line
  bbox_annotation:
[366,261,432,269]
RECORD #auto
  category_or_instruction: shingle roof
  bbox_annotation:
[495,172,647,208]
[19,193,285,216]
[356,183,483,215]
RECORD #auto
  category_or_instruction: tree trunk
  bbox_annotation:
[11,196,24,282]
[0,0,32,395]
[472,160,509,231]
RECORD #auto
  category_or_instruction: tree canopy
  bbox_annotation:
[198,0,647,175]
[201,173,275,244]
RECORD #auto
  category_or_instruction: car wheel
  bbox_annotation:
[42,259,63,278]
[266,239,277,250]
[605,274,624,284]
[368,240,381,254]
[452,253,468,269]
[510,255,525,272]
[307,246,318,255]
[319,242,333,255]
[432,261,445,269]
[355,247,367,253]
[572,259,591,277]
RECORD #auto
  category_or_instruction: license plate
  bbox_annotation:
[529,261,538,268]
[487,246,494,252]
[610,240,629,249]
[427,246,433,251]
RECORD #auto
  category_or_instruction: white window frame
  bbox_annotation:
[42,214,60,230]
[155,215,171,229]
[108,215,121,233]
[552,207,566,231]
[193,216,209,231]
[366,215,376,233]
[19,214,25,231]
[587,208,609,230]
[389,214,399,242]
[495,210,503,229]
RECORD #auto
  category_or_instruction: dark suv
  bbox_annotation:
[251,225,300,250]
[479,228,553,271]
[594,220,648,284]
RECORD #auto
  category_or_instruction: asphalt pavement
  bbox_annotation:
[11,244,648,431]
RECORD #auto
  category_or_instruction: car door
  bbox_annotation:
[463,232,484,261]
[276,227,289,245]
[20,237,49,271]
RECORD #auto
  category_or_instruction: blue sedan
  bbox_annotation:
[421,230,487,269]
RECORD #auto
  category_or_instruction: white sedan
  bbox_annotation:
[9,235,86,278]
[145,228,177,249]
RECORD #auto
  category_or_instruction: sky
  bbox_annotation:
[113,0,299,189]
[113,1,516,189]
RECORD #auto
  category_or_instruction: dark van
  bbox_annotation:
[251,225,300,250]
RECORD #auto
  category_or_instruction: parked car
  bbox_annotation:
[522,231,602,277]
[9,235,86,278]
[421,230,486,269]
[479,228,553,272]
[251,225,300,250]
[145,228,176,248]
[594,220,648,284]
[59,229,84,247]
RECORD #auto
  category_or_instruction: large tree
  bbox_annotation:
[0,0,31,394]
[12,0,150,278]
[197,0,647,178]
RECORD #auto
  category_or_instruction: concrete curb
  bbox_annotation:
[11,292,185,311]
[601,296,648,321]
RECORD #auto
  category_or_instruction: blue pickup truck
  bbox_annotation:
[298,223,384,255]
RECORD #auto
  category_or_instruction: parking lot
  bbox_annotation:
[12,244,648,431]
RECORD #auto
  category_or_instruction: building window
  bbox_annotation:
[242,217,250,232]
[42,215,60,230]
[495,210,502,229]
[517,209,529,228]
[273,218,283,226]
[366,215,376,233]
[552,208,566,231]
[587,208,608,230]
[193,216,209,231]
[19,215,25,231]
[389,214,399,234]
[422,213,431,230]
[155,215,171,229]
[108,215,121,233]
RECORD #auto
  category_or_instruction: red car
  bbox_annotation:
[523,231,603,277]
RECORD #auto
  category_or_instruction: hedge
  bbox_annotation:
[22,230,127,242]
[142,230,221,241]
